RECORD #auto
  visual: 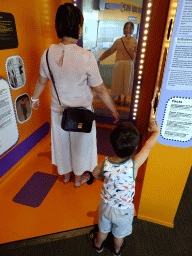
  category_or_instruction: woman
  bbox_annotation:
[31,3,119,188]
[98,22,137,106]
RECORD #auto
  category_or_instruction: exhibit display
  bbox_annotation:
[0,78,19,157]
[0,0,191,248]
[156,0,192,147]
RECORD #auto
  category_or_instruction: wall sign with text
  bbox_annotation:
[0,12,18,50]
[0,78,19,157]
[156,0,192,148]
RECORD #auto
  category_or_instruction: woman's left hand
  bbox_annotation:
[31,99,39,110]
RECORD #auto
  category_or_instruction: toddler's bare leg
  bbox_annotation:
[95,230,108,248]
[114,237,124,254]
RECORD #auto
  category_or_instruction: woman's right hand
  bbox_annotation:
[111,110,119,124]
[92,83,119,123]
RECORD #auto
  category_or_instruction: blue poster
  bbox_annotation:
[156,0,192,148]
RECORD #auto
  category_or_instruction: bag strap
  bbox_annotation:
[121,38,133,61]
[46,48,62,106]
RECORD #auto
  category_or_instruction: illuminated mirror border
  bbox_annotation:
[130,0,153,124]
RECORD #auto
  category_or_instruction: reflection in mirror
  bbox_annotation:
[83,0,143,124]
[15,94,32,124]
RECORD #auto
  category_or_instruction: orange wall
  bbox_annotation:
[0,0,60,180]
[138,142,192,227]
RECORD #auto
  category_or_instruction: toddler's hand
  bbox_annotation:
[148,121,160,133]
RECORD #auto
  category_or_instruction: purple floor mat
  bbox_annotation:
[96,127,115,157]
[13,172,58,208]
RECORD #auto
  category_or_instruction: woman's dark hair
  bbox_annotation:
[55,3,84,39]
[124,21,134,30]
[110,122,140,158]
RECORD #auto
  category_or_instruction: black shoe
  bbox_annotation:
[88,230,104,253]
[123,101,130,107]
[112,250,121,256]
[112,247,123,256]
[112,241,125,256]
[114,98,121,106]
[87,172,95,185]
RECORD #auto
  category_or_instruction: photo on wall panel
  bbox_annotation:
[5,55,26,90]
[15,94,32,124]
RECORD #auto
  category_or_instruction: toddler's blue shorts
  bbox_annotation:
[98,199,134,238]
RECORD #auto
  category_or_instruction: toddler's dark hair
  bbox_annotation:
[110,122,140,158]
[55,3,84,39]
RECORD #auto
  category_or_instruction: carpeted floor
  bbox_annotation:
[1,167,191,256]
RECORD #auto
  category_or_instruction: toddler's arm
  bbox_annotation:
[134,121,160,177]
[92,161,105,182]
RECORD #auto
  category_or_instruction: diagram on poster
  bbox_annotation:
[6,55,26,90]
[0,78,19,157]
[161,97,192,142]
[15,94,32,123]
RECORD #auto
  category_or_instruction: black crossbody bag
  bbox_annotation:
[46,48,95,133]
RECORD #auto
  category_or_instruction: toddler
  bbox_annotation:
[89,121,160,256]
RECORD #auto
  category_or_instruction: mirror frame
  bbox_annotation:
[129,0,152,125]
[72,0,153,126]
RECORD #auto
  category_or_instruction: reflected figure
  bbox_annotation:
[20,98,28,120]
[98,22,137,107]
[16,94,31,123]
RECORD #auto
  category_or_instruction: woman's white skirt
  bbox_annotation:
[111,60,134,97]
[51,110,98,176]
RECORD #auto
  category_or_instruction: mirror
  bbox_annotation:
[82,0,143,124]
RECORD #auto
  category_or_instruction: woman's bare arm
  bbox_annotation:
[92,161,105,182]
[31,74,49,109]
[98,42,117,62]
[92,83,119,123]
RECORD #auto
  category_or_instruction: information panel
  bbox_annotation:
[156,0,192,148]
[0,78,19,156]
[0,12,18,50]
